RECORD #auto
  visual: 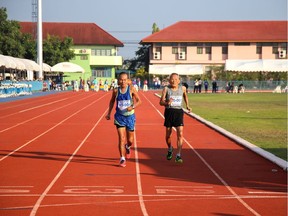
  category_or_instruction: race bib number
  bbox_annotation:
[118,100,131,110]
[170,96,182,107]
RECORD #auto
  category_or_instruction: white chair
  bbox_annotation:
[239,86,245,93]
[273,85,282,93]
[233,86,238,94]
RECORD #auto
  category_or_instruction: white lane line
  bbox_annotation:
[0,186,34,193]
[1,195,287,211]
[0,92,73,113]
[248,191,287,194]
[19,98,68,113]
[29,108,108,216]
[134,129,149,216]
[141,92,261,216]
[0,93,96,133]
[0,94,106,162]
[0,194,287,198]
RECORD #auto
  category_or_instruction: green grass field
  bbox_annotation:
[186,92,287,161]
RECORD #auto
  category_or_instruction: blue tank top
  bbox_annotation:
[116,85,134,116]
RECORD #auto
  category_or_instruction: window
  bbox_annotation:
[272,43,279,54]
[155,47,162,52]
[197,47,203,54]
[234,42,250,46]
[92,67,112,77]
[180,47,186,53]
[80,56,88,60]
[222,46,228,54]
[205,47,211,54]
[172,47,178,54]
[91,49,113,56]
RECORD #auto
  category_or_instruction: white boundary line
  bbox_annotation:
[155,93,288,171]
[0,194,287,198]
[134,129,149,216]
[29,108,108,216]
[3,194,286,211]
[143,93,261,216]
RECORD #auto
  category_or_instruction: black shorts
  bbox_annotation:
[164,108,184,127]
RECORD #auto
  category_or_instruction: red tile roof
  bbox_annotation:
[141,21,288,43]
[20,22,124,46]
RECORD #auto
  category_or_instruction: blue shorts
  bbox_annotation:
[114,113,136,131]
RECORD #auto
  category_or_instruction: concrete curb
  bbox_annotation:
[155,93,287,171]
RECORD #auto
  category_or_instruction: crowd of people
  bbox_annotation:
[45,75,247,95]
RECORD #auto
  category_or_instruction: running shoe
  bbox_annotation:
[119,159,126,167]
[125,144,131,159]
[166,148,173,160]
[175,155,183,163]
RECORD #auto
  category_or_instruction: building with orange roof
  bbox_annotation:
[20,22,124,83]
[140,21,287,76]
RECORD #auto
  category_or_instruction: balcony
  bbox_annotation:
[90,56,123,66]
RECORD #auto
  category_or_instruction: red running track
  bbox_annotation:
[0,91,287,216]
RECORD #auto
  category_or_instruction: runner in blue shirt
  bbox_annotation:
[106,72,142,167]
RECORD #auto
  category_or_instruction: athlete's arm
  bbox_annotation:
[127,85,142,111]
[182,86,192,112]
[106,89,117,120]
[159,86,172,106]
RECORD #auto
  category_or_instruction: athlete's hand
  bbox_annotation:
[166,98,173,105]
[105,114,111,120]
[127,106,134,111]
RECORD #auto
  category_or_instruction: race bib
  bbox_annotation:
[170,95,182,107]
[118,100,131,110]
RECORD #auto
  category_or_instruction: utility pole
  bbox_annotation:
[37,0,43,79]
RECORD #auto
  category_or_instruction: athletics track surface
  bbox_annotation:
[0,91,287,216]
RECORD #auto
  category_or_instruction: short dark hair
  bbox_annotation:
[169,73,179,79]
[118,72,128,79]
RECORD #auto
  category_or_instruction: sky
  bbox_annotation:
[1,0,287,59]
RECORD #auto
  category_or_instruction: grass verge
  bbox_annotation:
[187,92,287,161]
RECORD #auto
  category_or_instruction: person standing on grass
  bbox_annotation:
[105,72,142,167]
[159,73,192,163]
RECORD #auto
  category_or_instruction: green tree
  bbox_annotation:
[0,7,74,66]
[152,23,160,33]
[0,7,26,57]
[128,23,161,77]
[43,34,74,66]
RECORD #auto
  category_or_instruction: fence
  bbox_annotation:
[181,80,287,92]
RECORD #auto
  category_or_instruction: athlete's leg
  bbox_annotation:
[126,129,134,148]
[175,126,184,155]
[117,127,127,157]
[165,127,173,149]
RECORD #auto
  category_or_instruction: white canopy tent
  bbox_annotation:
[225,59,288,72]
[42,63,51,72]
[0,54,51,72]
[51,62,84,73]
[0,55,17,69]
[149,64,203,75]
